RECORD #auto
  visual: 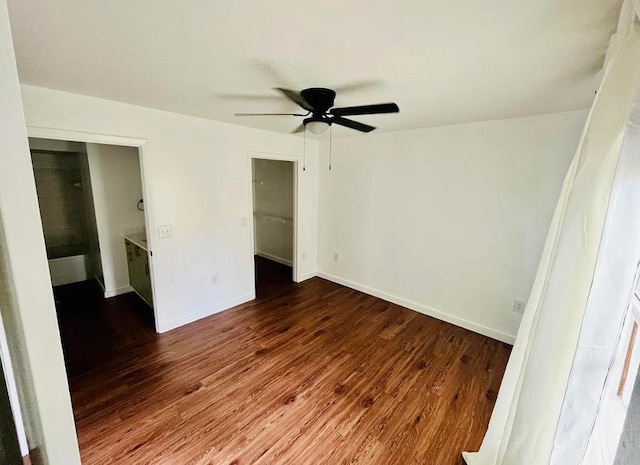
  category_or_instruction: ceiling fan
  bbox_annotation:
[235,87,399,134]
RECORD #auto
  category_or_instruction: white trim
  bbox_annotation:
[27,126,147,147]
[297,271,317,282]
[137,145,159,330]
[255,250,293,267]
[157,292,255,333]
[317,271,516,344]
[247,150,301,163]
[104,285,134,298]
[0,310,29,456]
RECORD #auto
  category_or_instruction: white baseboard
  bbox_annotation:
[255,251,293,267]
[104,285,134,298]
[316,272,516,345]
[157,292,255,333]
[296,271,317,282]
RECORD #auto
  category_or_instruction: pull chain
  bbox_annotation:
[303,125,306,171]
[329,124,333,170]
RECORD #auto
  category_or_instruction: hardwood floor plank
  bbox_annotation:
[65,257,511,464]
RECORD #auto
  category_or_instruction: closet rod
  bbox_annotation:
[253,212,293,225]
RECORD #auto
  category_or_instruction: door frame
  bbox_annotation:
[247,151,300,290]
[0,309,29,457]
[26,126,160,332]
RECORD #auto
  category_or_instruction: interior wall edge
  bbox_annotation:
[104,285,135,299]
[0,1,81,462]
[316,271,516,345]
[0,303,28,455]
[297,271,318,282]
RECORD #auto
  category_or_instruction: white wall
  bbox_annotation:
[0,1,81,463]
[253,158,294,265]
[21,85,320,332]
[317,110,588,342]
[86,143,145,296]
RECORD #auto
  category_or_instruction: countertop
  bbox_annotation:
[124,232,149,252]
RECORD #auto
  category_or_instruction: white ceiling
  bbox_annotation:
[7,0,621,136]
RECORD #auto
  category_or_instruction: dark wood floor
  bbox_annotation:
[68,258,510,464]
[254,255,294,300]
[54,280,155,376]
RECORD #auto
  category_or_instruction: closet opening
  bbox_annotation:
[250,157,297,299]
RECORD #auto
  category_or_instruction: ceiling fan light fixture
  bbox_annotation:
[305,120,330,134]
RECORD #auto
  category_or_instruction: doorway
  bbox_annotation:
[28,137,157,377]
[250,156,297,298]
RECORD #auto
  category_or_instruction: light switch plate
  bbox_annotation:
[158,225,172,239]
[513,300,526,314]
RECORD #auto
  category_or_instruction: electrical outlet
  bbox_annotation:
[301,251,306,261]
[211,274,219,286]
[513,300,526,314]
[333,253,339,262]
[157,225,172,239]
[240,217,247,228]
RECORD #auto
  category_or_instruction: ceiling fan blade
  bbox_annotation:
[274,88,313,111]
[291,124,305,134]
[332,79,383,94]
[332,116,376,133]
[330,103,399,116]
[235,112,308,116]
[216,92,282,102]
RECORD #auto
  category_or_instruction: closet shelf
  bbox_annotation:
[253,212,293,225]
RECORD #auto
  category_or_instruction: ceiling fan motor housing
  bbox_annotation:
[301,88,336,114]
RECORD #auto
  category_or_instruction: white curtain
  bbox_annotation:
[463,3,640,464]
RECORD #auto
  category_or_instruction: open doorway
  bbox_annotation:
[251,157,297,298]
[28,138,156,377]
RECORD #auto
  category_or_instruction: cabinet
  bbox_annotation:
[125,239,153,307]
